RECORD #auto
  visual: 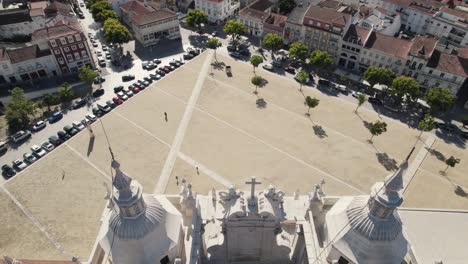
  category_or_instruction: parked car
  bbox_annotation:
[13,159,28,171]
[284,67,296,74]
[144,62,157,70]
[32,120,46,131]
[102,45,108,51]
[57,130,71,141]
[98,59,106,67]
[63,125,79,136]
[122,74,135,82]
[72,121,86,130]
[41,141,55,152]
[230,52,241,58]
[227,45,236,52]
[93,76,106,84]
[97,102,112,113]
[157,69,166,76]
[31,144,47,158]
[2,164,16,179]
[144,76,153,83]
[113,97,124,105]
[92,106,103,117]
[368,97,383,105]
[106,100,116,109]
[0,141,7,152]
[150,73,161,80]
[334,84,349,94]
[48,135,62,146]
[153,59,161,64]
[114,85,124,93]
[132,87,141,93]
[125,89,134,97]
[12,130,31,143]
[436,122,458,133]
[168,65,175,71]
[48,111,63,123]
[73,98,87,109]
[169,61,180,68]
[86,114,97,123]
[92,88,105,98]
[23,152,37,164]
[318,79,331,87]
[117,91,128,100]
[262,64,274,71]
[183,53,194,60]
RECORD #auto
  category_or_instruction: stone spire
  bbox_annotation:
[369,147,415,219]
[111,160,132,199]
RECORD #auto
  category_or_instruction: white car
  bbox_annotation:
[262,64,274,71]
[31,145,47,158]
[92,42,98,47]
[13,159,28,171]
[23,152,37,164]
[125,89,134,97]
[117,91,129,101]
[32,120,46,131]
[86,114,97,122]
[41,141,55,152]
[72,121,86,131]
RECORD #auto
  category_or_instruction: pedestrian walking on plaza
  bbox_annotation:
[176,176,179,185]
[164,112,168,122]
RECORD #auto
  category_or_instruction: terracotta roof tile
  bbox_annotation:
[249,0,274,12]
[239,7,269,21]
[365,32,413,59]
[440,6,468,20]
[409,35,438,59]
[120,1,176,26]
[343,24,372,46]
[303,6,351,27]
[32,24,79,41]
[30,8,45,17]
[6,45,51,64]
[427,50,468,77]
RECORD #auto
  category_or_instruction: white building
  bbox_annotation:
[0,6,45,39]
[358,6,401,36]
[120,0,181,47]
[428,6,468,49]
[195,0,240,24]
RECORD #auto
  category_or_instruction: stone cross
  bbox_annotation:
[245,176,262,199]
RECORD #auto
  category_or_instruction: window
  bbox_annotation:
[54,49,60,55]
[50,39,57,47]
[66,54,73,61]
[71,45,77,50]
[453,76,457,82]
[375,54,379,59]
[81,50,88,58]
[60,38,66,45]
[74,52,80,60]
[418,63,423,70]
[67,36,74,43]
[428,69,433,74]
[74,34,81,41]
[58,57,65,64]
[440,73,445,78]
[64,47,70,52]
[78,43,84,48]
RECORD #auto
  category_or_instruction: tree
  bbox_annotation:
[288,41,308,62]
[263,33,283,57]
[42,93,59,112]
[103,18,132,45]
[444,156,460,174]
[305,96,319,116]
[355,93,368,113]
[278,0,296,14]
[390,76,420,102]
[223,19,246,44]
[86,0,102,9]
[90,1,111,20]
[251,75,263,94]
[417,114,435,140]
[95,9,117,23]
[5,87,36,132]
[207,37,222,61]
[363,66,395,88]
[425,87,456,113]
[367,120,387,142]
[79,65,98,86]
[296,70,309,92]
[58,83,74,103]
[250,55,263,74]
[309,50,333,69]
[185,9,208,32]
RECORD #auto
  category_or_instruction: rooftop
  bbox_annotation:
[239,7,269,21]
[0,8,31,26]
[427,50,468,77]
[120,1,177,26]
[343,24,372,45]
[286,0,312,24]
[440,6,468,20]
[409,35,438,59]
[29,7,44,17]
[364,32,413,59]
[6,45,51,64]
[303,5,351,27]
[248,0,274,12]
[31,24,79,41]
[44,2,74,18]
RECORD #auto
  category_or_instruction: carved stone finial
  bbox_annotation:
[293,189,300,200]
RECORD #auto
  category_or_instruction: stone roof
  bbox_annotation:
[239,7,269,21]
[343,24,372,46]
[409,35,438,59]
[427,50,468,77]
[31,24,79,41]
[364,32,413,59]
[303,6,351,27]
[0,8,31,26]
[120,1,177,26]
[249,0,274,12]
[6,45,51,64]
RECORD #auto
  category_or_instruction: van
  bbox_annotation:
[12,130,31,143]
[97,102,111,113]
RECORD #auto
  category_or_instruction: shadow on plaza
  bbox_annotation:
[435,129,466,149]
[133,38,185,61]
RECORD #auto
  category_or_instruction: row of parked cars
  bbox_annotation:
[1,112,98,179]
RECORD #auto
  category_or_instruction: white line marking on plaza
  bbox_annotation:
[178,152,232,187]
[64,143,111,182]
[154,51,214,194]
[1,185,71,258]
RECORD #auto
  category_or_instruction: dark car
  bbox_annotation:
[284,67,296,74]
[48,135,62,146]
[92,106,103,117]
[436,122,458,133]
[230,52,241,58]
[2,164,16,179]
[169,61,180,68]
[63,125,78,136]
[153,59,161,64]
[145,63,157,70]
[144,76,153,83]
[48,111,63,123]
[72,98,86,109]
[183,53,194,60]
[106,100,116,109]
[239,49,250,56]
[368,97,383,105]
[461,131,468,140]
[162,67,171,73]
[122,74,135,82]
[92,88,105,98]
[188,49,200,56]
[150,73,161,80]
[93,76,105,84]
[114,85,124,93]
[318,79,331,87]
[157,70,166,76]
[57,130,71,141]
[227,45,236,52]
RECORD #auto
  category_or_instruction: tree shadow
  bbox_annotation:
[256,98,267,109]
[376,152,399,171]
[455,185,468,198]
[87,135,95,157]
[313,125,328,138]
[435,129,466,149]
[211,61,225,71]
[426,147,446,161]
[362,120,372,130]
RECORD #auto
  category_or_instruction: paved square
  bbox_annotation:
[1,51,467,260]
